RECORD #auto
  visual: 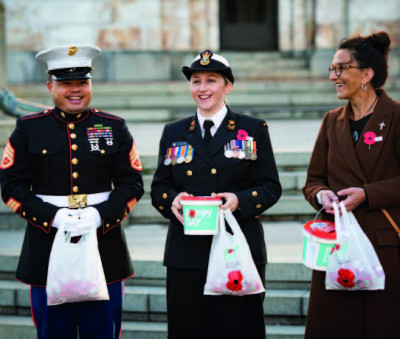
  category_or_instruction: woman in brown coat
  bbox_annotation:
[303,31,400,338]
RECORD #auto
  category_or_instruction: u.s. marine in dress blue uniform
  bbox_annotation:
[0,45,144,339]
[151,50,281,339]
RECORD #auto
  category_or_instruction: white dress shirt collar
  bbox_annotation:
[197,105,228,137]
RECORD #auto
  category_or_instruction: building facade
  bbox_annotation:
[3,0,400,83]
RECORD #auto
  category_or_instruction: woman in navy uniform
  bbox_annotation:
[0,45,144,339]
[151,50,281,339]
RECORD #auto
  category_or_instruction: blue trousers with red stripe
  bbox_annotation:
[31,281,123,339]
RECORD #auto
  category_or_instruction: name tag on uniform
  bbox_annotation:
[164,141,194,165]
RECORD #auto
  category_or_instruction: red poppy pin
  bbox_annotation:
[226,270,243,292]
[189,210,196,218]
[236,129,248,140]
[363,131,383,149]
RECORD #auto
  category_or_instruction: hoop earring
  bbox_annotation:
[361,83,366,91]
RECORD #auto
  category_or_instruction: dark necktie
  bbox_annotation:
[203,120,214,145]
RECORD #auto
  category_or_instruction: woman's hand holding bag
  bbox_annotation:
[325,202,385,290]
[204,209,265,296]
[46,222,110,305]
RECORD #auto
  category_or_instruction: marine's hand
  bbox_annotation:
[337,187,366,212]
[64,220,92,237]
[171,192,189,225]
[217,192,239,212]
[319,190,339,214]
[52,208,80,228]
[79,207,102,228]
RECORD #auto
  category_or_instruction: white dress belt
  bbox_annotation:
[36,192,110,208]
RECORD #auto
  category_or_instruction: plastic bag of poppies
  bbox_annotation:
[204,209,265,296]
[325,202,385,291]
[46,222,110,305]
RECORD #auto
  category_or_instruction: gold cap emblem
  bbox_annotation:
[200,51,211,66]
[68,46,78,56]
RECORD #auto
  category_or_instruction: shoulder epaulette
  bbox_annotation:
[90,108,122,121]
[20,109,53,121]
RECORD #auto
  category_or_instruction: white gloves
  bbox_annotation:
[52,207,102,236]
[79,207,102,229]
[52,208,80,228]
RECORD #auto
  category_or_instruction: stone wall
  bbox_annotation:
[5,0,218,52]
[279,0,400,51]
[2,0,400,83]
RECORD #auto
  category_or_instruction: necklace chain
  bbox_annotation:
[353,95,378,120]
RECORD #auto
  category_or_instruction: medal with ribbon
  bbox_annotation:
[164,141,194,166]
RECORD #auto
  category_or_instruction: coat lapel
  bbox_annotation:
[182,115,215,167]
[208,109,237,157]
[336,102,366,182]
[354,89,394,181]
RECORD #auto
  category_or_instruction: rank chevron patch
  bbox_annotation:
[0,140,15,170]
[6,197,21,212]
[126,197,138,213]
[129,142,142,171]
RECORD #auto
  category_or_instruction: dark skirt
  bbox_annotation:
[166,266,266,339]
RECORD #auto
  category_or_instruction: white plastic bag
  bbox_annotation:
[325,202,385,291]
[204,209,265,296]
[46,222,110,305]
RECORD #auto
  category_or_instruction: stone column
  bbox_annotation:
[0,0,5,86]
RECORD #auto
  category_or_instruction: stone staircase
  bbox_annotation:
[1,80,343,121]
[0,148,314,229]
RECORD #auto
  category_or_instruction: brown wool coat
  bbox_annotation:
[303,89,400,339]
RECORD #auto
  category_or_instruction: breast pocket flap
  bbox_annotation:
[28,140,62,156]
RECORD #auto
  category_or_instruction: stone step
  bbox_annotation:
[0,315,305,339]
[0,257,311,289]
[0,136,312,170]
[0,193,315,229]
[128,195,314,223]
[4,79,400,120]
[138,153,311,174]
[142,171,306,197]
[0,280,309,322]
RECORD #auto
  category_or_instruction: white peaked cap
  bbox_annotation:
[36,44,101,71]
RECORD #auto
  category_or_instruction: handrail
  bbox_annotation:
[0,87,52,118]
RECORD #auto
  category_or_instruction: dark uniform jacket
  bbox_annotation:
[151,107,281,270]
[0,107,144,286]
[303,89,400,338]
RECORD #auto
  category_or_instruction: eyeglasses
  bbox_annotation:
[328,63,361,76]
